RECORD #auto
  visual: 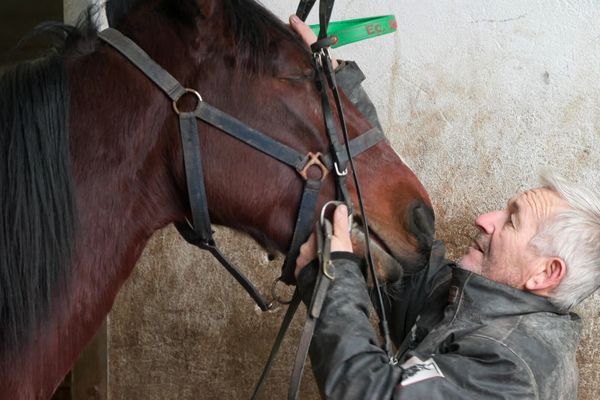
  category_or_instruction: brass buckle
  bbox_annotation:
[298,152,329,181]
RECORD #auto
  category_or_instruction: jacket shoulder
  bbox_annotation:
[471,312,580,400]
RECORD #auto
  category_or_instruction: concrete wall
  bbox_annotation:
[58,0,600,398]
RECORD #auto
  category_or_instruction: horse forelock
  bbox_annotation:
[221,0,310,73]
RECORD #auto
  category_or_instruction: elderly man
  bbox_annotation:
[289,15,600,400]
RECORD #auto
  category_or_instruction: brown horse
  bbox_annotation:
[0,0,433,398]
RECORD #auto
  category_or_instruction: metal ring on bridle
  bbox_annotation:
[320,200,346,226]
[271,277,293,305]
[172,88,203,115]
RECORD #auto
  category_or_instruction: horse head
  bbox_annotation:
[106,0,434,281]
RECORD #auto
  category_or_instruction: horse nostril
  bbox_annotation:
[408,202,435,251]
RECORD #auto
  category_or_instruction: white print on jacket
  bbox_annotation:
[400,356,445,386]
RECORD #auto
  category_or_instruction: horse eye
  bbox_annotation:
[277,68,315,82]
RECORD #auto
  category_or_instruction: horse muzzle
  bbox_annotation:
[350,202,434,283]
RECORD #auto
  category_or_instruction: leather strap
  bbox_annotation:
[98,29,185,101]
[178,113,213,243]
[288,217,334,400]
[175,222,272,311]
[320,127,385,170]
[174,112,272,311]
[194,102,308,171]
[313,50,353,212]
[317,0,334,40]
[296,0,317,22]
[279,179,323,285]
[250,290,302,399]
[288,278,330,399]
[321,51,353,208]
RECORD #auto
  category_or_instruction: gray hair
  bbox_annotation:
[529,171,600,311]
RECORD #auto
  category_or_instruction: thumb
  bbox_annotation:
[330,204,352,253]
[289,15,317,47]
[332,204,350,237]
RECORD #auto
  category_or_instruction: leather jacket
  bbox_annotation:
[312,62,582,399]
[297,240,581,400]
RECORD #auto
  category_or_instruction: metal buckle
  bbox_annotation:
[298,152,329,181]
[172,88,203,115]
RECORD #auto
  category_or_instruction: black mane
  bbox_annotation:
[0,52,75,357]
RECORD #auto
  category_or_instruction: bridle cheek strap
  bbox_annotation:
[279,179,324,284]
[177,113,212,242]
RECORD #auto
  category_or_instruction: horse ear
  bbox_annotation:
[196,0,217,18]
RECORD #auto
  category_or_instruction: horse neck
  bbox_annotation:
[2,54,186,398]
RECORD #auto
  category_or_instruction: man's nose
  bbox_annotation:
[475,210,504,234]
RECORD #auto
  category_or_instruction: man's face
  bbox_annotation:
[459,188,567,289]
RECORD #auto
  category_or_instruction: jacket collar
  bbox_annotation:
[448,267,565,320]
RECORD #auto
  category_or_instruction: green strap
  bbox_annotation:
[309,15,397,48]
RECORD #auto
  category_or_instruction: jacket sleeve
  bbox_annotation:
[297,255,538,400]
[297,255,402,399]
[334,61,383,132]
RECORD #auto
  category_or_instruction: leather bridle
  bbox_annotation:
[98,0,394,397]
[98,24,383,307]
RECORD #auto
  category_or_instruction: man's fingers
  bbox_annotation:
[289,15,317,47]
[288,15,340,70]
[332,204,350,237]
[295,232,317,278]
[331,204,353,252]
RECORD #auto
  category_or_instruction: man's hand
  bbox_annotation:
[289,15,339,70]
[295,204,353,279]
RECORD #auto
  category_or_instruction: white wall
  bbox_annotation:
[264,1,600,204]
[64,0,107,27]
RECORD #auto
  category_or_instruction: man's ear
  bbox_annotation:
[525,257,566,294]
